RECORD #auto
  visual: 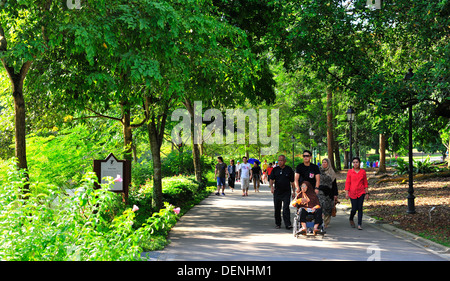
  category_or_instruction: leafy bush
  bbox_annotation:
[0,159,179,260]
[128,174,215,231]
[394,156,440,175]
[414,156,440,174]
[394,157,409,175]
[137,175,199,209]
[131,158,154,187]
[161,150,216,177]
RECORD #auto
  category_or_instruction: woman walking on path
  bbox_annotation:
[227,159,236,192]
[345,157,369,230]
[318,158,338,229]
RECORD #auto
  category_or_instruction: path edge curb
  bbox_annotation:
[337,204,450,261]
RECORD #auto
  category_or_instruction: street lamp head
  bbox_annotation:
[291,135,296,142]
[346,107,355,122]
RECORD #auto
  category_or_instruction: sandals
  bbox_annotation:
[349,220,356,228]
[350,220,363,230]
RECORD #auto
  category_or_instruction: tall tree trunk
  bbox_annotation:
[192,137,203,186]
[334,143,341,171]
[326,88,336,171]
[122,105,133,161]
[13,85,28,172]
[183,98,203,186]
[145,96,168,211]
[344,150,349,169]
[378,133,387,173]
[1,60,33,188]
[148,123,163,211]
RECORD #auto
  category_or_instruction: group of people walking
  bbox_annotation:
[215,156,270,197]
[214,150,369,232]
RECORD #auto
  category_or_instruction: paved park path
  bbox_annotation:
[145,183,449,261]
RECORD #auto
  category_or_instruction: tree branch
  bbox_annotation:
[85,107,123,123]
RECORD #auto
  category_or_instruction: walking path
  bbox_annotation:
[144,183,449,261]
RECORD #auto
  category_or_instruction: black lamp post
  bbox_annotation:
[404,67,416,214]
[346,107,355,166]
[291,135,296,168]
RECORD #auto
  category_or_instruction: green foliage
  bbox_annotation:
[0,159,180,260]
[394,158,410,175]
[131,159,154,188]
[128,174,214,230]
[161,150,215,177]
[26,123,124,188]
[394,156,441,175]
[414,156,440,174]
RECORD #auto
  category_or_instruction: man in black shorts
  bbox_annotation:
[269,155,295,229]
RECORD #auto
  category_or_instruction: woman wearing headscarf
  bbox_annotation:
[319,158,339,229]
[293,181,323,235]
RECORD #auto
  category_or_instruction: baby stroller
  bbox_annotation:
[293,208,326,238]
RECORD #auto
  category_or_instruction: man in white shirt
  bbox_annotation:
[236,160,241,182]
[239,156,252,196]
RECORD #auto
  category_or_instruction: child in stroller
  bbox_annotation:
[292,181,325,236]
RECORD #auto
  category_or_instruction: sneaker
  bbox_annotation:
[275,225,281,229]
[286,225,293,230]
[215,192,220,196]
[222,193,225,196]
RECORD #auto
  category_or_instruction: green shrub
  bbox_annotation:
[128,174,215,230]
[394,157,409,175]
[0,159,179,260]
[131,159,153,187]
[394,156,440,175]
[414,155,439,174]
[138,175,198,208]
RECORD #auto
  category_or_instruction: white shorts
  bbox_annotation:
[241,178,250,190]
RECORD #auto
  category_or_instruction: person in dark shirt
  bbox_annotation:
[295,150,321,195]
[269,155,295,229]
[251,162,262,192]
[215,156,229,196]
[227,159,236,192]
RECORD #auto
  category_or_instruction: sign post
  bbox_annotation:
[93,153,131,201]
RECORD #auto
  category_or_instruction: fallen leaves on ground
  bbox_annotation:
[336,168,450,247]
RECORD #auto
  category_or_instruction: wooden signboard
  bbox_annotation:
[93,153,131,200]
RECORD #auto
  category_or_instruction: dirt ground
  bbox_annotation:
[335,168,450,247]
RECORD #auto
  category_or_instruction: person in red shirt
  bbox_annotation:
[266,163,274,177]
[345,157,369,230]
